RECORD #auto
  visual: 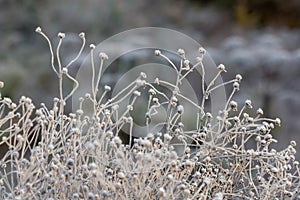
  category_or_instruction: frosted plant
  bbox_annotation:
[0,28,299,200]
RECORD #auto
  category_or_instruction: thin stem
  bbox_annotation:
[159,53,179,74]
[56,37,64,100]
[179,61,201,82]
[64,72,79,101]
[90,47,96,102]
[65,35,86,68]
[206,70,222,92]
[208,79,236,93]
[36,31,59,76]
[95,59,104,98]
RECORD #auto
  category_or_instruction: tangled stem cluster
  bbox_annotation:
[0,28,299,199]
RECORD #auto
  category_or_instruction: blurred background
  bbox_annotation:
[1,0,300,154]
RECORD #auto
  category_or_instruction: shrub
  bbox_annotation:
[0,28,299,199]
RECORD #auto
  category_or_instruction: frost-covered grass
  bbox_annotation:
[0,28,299,199]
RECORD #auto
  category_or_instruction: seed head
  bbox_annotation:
[206,112,212,119]
[99,52,109,60]
[199,47,206,55]
[58,32,65,39]
[233,82,240,90]
[113,136,122,146]
[79,32,85,38]
[153,98,159,105]
[157,187,166,198]
[133,90,141,97]
[177,105,184,114]
[89,44,96,49]
[148,88,156,95]
[155,50,161,56]
[177,48,185,57]
[184,59,190,69]
[275,118,281,126]
[215,192,223,200]
[229,100,238,111]
[104,85,111,92]
[257,108,264,115]
[245,99,252,109]
[164,133,172,142]
[218,64,227,72]
[290,140,297,147]
[4,97,12,105]
[35,27,42,33]
[236,74,242,82]
[117,172,125,181]
[62,68,68,74]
